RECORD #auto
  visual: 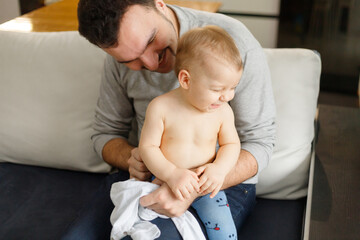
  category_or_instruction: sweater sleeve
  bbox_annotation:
[91,55,135,159]
[230,47,276,183]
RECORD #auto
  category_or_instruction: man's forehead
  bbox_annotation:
[116,29,156,63]
[121,4,155,26]
[114,6,156,62]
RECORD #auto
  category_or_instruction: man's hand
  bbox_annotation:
[196,163,226,198]
[140,182,198,217]
[166,168,199,200]
[128,148,152,181]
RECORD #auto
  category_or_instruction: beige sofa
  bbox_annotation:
[0,30,321,239]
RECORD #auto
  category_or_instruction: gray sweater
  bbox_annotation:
[92,5,276,184]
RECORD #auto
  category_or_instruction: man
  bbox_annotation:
[73,0,276,238]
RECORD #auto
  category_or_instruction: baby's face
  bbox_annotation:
[187,58,242,112]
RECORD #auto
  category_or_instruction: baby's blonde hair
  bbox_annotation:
[175,25,242,76]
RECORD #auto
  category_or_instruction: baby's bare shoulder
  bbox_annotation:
[218,104,235,121]
[148,91,177,113]
[220,103,235,115]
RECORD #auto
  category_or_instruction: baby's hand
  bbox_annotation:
[196,164,226,198]
[167,168,200,200]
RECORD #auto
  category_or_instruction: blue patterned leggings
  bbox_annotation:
[192,190,237,240]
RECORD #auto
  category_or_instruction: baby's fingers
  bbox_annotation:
[199,180,212,194]
[203,184,216,195]
[180,187,191,199]
[198,175,208,188]
[174,189,184,201]
[190,171,199,181]
[185,184,197,196]
[190,177,200,192]
[209,185,221,199]
[195,165,206,176]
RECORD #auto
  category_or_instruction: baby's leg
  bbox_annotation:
[192,191,237,240]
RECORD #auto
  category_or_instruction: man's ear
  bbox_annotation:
[154,0,166,12]
[178,69,191,90]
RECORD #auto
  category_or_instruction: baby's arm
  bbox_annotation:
[139,98,199,200]
[197,105,240,198]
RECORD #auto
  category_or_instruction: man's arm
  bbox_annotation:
[102,138,132,170]
[101,138,152,181]
[91,55,152,180]
[230,47,276,181]
[222,149,258,189]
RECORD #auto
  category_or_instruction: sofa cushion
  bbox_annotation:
[256,49,321,199]
[239,197,306,239]
[61,170,305,240]
[0,162,107,239]
[0,31,111,172]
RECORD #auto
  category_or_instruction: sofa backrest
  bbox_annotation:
[258,49,321,199]
[0,30,321,198]
[0,31,111,172]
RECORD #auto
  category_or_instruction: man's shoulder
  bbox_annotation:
[172,5,261,55]
[148,90,176,110]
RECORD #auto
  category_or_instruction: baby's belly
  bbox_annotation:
[161,142,216,169]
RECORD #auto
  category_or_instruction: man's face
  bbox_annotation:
[103,4,178,73]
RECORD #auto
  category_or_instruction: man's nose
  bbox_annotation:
[139,51,158,71]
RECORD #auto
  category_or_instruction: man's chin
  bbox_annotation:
[156,59,175,73]
[155,47,176,73]
[155,67,173,73]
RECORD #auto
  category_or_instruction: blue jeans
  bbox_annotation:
[61,170,256,240]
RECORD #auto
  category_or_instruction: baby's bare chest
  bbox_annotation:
[160,112,222,168]
[162,114,221,144]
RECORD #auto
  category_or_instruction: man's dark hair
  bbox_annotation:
[78,0,156,48]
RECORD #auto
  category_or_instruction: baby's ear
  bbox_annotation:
[178,69,191,90]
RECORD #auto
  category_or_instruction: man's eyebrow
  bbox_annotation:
[117,29,157,64]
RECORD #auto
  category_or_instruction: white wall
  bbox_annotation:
[0,0,20,24]
[230,15,279,49]
[213,0,281,48]
[219,0,280,15]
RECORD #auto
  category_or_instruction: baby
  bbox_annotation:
[139,25,243,240]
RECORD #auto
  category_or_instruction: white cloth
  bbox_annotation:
[110,179,205,240]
